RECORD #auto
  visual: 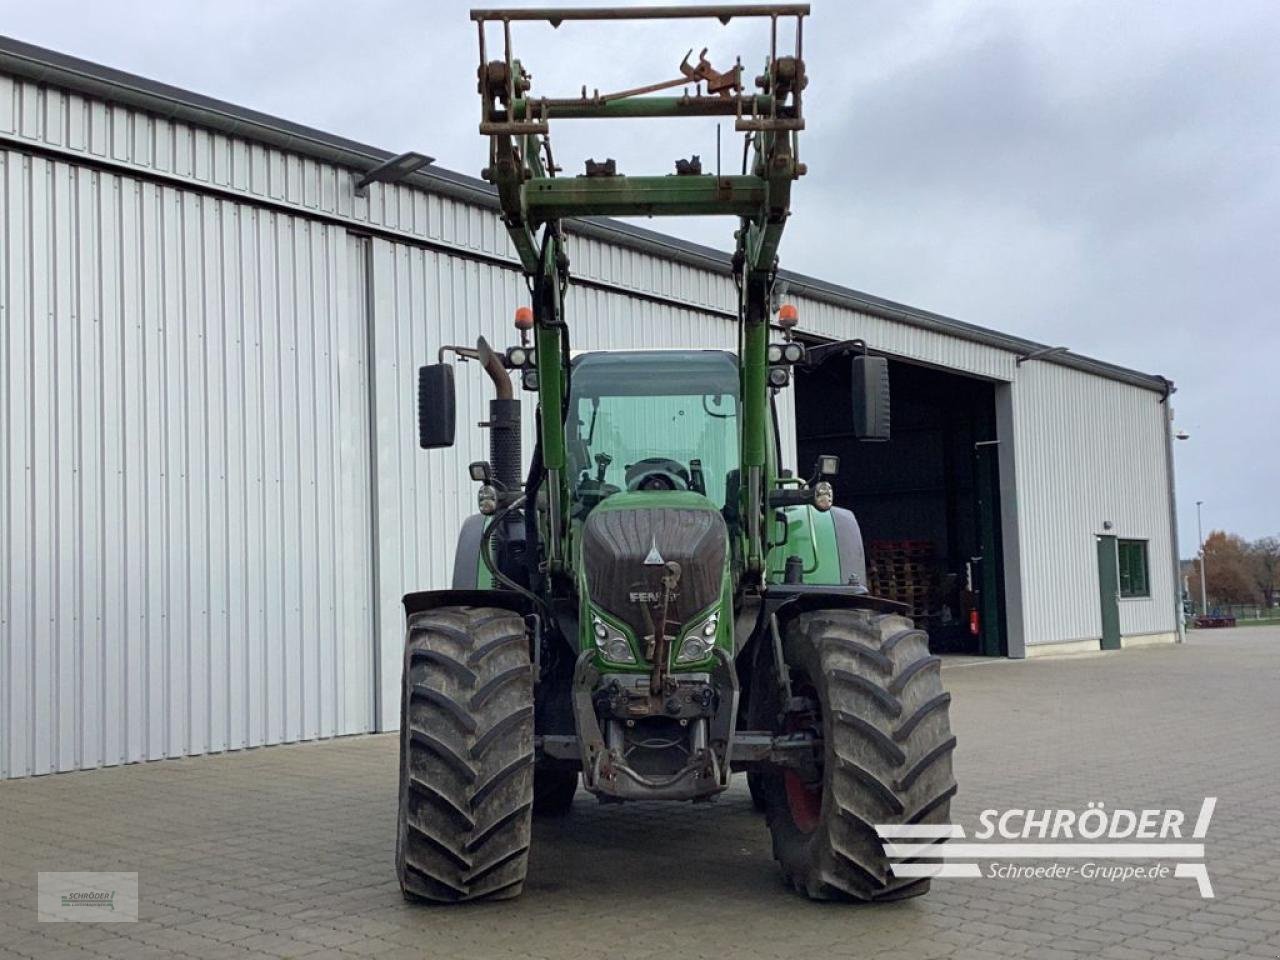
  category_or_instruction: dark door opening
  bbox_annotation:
[795,355,1007,655]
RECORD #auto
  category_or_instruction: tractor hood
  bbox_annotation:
[580,492,728,647]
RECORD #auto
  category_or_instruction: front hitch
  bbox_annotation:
[570,646,739,802]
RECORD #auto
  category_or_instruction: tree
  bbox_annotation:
[1200,531,1255,606]
[1247,535,1280,609]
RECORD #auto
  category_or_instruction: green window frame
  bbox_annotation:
[1118,539,1150,598]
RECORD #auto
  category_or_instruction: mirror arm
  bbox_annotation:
[439,343,479,364]
[801,337,867,369]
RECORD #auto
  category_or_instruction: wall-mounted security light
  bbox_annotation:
[354,151,434,197]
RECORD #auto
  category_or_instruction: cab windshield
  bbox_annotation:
[566,351,739,514]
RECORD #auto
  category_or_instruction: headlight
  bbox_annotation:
[506,346,529,368]
[477,484,498,515]
[767,343,784,364]
[592,616,636,664]
[783,342,805,364]
[675,610,719,664]
[768,366,790,388]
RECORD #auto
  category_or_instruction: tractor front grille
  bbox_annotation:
[580,506,727,648]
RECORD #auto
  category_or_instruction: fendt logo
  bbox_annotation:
[629,590,679,604]
[877,797,1217,898]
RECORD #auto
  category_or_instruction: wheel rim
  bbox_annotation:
[782,683,823,834]
[784,770,822,833]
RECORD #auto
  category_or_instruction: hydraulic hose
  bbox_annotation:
[480,495,554,625]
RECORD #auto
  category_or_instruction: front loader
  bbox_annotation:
[397,3,957,903]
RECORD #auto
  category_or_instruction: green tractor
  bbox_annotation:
[397,4,956,903]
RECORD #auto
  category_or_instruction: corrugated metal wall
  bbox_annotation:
[1,63,1176,776]
[0,74,737,324]
[0,148,375,778]
[1005,363,1177,647]
[793,294,1017,382]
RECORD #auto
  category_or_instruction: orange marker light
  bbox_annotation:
[514,305,534,330]
[778,303,799,328]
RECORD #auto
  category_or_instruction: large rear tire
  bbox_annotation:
[396,605,534,903]
[760,609,957,901]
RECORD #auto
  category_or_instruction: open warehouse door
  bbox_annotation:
[795,352,1007,656]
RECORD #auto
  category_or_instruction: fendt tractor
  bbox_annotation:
[397,4,957,903]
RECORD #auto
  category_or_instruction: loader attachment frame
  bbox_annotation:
[472,3,809,580]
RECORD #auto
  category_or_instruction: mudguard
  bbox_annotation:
[736,583,906,670]
[402,588,533,619]
[828,506,869,590]
[451,514,488,590]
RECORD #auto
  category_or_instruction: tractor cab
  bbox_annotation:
[566,350,742,521]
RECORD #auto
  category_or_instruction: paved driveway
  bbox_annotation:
[2,628,1278,959]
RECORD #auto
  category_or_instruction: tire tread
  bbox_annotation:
[397,606,534,904]
[763,608,957,902]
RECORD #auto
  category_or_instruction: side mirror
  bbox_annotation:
[418,364,456,448]
[851,355,890,441]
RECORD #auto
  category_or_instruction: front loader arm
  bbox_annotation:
[473,4,809,578]
[531,229,569,569]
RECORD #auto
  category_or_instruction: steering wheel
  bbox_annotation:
[625,457,690,492]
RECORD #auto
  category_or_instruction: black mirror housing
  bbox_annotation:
[851,355,890,441]
[418,364,456,448]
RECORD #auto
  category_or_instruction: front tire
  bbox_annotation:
[761,609,957,901]
[396,605,534,903]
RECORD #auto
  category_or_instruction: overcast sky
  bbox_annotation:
[2,0,1276,554]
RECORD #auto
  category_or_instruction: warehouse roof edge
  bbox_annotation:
[0,33,1170,394]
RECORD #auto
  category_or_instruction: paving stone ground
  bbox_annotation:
[2,627,1278,959]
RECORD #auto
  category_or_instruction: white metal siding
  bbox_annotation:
[0,75,742,320]
[0,148,374,778]
[792,294,1018,382]
[1005,362,1177,648]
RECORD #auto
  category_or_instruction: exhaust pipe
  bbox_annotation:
[475,337,521,495]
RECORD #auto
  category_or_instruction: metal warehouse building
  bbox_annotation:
[0,38,1181,779]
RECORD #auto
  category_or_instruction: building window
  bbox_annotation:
[1118,539,1150,598]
